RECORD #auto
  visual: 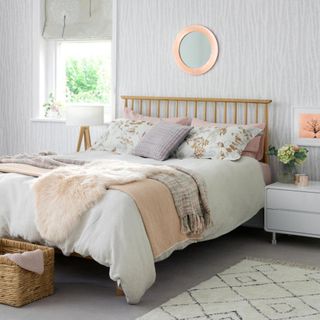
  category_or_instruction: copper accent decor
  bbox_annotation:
[173,25,219,75]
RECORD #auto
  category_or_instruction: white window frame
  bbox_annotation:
[45,40,59,110]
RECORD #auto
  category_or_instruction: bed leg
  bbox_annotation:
[116,284,125,297]
[272,232,277,245]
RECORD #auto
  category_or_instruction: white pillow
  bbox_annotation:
[91,119,153,153]
[175,126,263,160]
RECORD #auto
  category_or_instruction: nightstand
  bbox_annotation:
[265,181,320,244]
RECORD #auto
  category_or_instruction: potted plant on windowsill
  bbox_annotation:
[43,93,63,119]
[268,144,308,183]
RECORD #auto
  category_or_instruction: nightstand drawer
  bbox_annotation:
[266,189,320,213]
[266,209,320,235]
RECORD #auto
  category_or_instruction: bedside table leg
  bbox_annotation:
[272,232,277,245]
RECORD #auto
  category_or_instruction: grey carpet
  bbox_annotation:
[1,228,320,320]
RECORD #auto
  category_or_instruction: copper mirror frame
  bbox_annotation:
[173,25,219,75]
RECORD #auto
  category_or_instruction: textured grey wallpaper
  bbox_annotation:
[117,0,320,179]
[0,0,33,155]
[0,0,319,179]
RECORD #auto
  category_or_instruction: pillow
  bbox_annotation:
[124,107,191,125]
[133,121,192,161]
[175,125,263,160]
[191,118,266,160]
[91,119,153,153]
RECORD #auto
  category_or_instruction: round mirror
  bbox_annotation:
[179,32,212,68]
[173,25,219,75]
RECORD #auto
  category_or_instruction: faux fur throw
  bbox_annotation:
[33,160,175,243]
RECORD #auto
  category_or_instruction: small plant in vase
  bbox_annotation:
[268,144,308,183]
[43,93,63,119]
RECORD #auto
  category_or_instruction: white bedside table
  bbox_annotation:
[265,181,320,244]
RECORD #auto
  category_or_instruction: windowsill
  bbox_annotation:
[30,117,112,124]
[31,117,66,123]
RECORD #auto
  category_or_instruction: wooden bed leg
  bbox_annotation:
[116,284,125,297]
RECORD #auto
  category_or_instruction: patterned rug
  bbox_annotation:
[138,258,320,320]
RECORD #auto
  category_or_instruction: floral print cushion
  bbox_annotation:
[91,119,154,153]
[175,126,263,160]
[191,119,266,160]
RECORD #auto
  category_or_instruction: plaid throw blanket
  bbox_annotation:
[0,152,85,169]
[152,167,212,235]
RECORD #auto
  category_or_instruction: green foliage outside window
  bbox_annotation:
[65,58,110,105]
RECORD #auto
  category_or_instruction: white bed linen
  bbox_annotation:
[0,152,265,304]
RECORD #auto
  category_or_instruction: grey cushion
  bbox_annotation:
[133,121,192,161]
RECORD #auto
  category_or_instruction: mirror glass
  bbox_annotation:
[179,32,211,68]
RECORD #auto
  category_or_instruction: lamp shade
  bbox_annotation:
[66,104,104,126]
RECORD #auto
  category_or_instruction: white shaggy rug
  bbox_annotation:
[138,258,320,320]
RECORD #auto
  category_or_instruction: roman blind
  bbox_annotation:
[42,0,112,40]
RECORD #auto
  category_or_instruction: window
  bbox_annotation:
[42,41,111,120]
[37,0,113,121]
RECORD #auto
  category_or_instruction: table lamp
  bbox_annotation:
[66,104,104,152]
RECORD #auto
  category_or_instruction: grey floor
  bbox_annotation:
[1,228,320,320]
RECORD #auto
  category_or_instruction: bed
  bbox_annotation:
[0,96,272,304]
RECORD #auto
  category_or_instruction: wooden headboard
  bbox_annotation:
[121,96,272,163]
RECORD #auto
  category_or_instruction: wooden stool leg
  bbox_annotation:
[76,127,85,152]
[84,127,92,150]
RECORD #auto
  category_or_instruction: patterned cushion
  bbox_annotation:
[191,118,266,160]
[133,121,192,161]
[91,119,153,153]
[175,125,263,160]
[124,107,191,125]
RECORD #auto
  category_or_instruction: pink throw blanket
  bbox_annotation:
[4,249,44,274]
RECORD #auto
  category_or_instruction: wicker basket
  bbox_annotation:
[0,238,54,307]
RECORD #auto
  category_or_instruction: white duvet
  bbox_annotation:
[0,152,265,304]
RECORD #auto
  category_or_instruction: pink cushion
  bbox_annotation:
[260,162,272,185]
[191,118,265,160]
[124,107,191,126]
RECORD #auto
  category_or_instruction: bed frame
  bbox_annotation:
[121,96,272,163]
[58,95,273,297]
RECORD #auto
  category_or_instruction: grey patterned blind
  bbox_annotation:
[42,0,112,40]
